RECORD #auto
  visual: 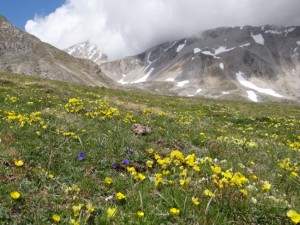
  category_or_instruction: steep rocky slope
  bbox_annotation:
[0,16,113,87]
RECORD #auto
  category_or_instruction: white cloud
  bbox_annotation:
[25,0,300,60]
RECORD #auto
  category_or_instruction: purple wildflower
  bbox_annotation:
[126,146,133,153]
[78,152,86,161]
[112,163,117,169]
[122,159,130,165]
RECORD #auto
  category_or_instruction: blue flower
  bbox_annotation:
[122,159,130,165]
[78,152,86,161]
[112,163,117,169]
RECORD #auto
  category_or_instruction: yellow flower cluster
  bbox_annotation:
[56,130,79,140]
[139,108,168,116]
[176,112,194,125]
[278,158,299,179]
[65,98,85,113]
[123,113,136,123]
[126,167,146,181]
[5,111,42,127]
[84,99,120,120]
[5,95,19,103]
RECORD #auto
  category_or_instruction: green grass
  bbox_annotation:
[0,72,299,225]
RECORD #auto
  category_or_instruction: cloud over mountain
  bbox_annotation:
[25,0,300,60]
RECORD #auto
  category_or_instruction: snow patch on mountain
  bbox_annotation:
[202,46,235,58]
[196,88,202,93]
[144,52,159,72]
[177,80,189,87]
[251,33,264,45]
[164,41,177,52]
[236,71,283,98]
[194,48,201,54]
[239,43,251,48]
[165,78,175,82]
[219,63,224,70]
[118,75,129,85]
[132,68,155,83]
[176,40,186,52]
[214,46,235,54]
[285,27,296,37]
[201,50,219,58]
[247,90,258,102]
[265,30,283,34]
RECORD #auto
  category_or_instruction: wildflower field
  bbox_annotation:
[0,72,299,225]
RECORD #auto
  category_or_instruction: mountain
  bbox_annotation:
[64,42,108,65]
[100,25,300,102]
[0,16,112,87]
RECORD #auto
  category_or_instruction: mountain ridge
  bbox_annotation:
[96,25,300,102]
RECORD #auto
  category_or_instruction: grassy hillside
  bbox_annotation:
[0,72,299,225]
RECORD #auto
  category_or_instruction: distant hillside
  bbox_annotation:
[0,16,113,87]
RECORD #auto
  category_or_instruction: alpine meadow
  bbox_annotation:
[0,72,299,224]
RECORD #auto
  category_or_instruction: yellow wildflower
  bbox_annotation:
[146,160,154,168]
[168,180,174,185]
[193,165,201,172]
[86,203,95,212]
[72,204,84,217]
[240,189,248,197]
[107,207,117,218]
[192,197,200,205]
[287,210,300,224]
[52,214,61,223]
[147,148,154,154]
[14,160,24,167]
[116,192,126,200]
[204,189,216,197]
[72,184,80,192]
[136,173,146,181]
[10,191,21,200]
[170,208,180,216]
[290,172,299,179]
[262,181,271,191]
[211,166,221,174]
[137,210,144,217]
[70,219,80,225]
[105,177,113,185]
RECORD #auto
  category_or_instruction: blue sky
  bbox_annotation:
[0,0,65,30]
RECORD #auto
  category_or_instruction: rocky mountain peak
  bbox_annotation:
[64,41,108,65]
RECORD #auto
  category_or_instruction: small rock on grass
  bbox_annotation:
[132,124,151,135]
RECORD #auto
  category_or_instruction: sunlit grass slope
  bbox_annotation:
[0,72,299,224]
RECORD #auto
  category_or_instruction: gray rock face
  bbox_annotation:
[100,25,300,102]
[0,16,113,87]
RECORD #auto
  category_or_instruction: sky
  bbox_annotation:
[1,0,300,60]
